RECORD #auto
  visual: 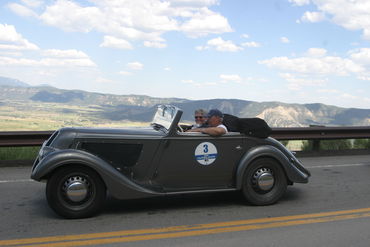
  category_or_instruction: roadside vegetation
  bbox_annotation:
[0,146,40,160]
[301,139,370,151]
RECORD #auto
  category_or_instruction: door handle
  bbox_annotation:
[235,145,242,150]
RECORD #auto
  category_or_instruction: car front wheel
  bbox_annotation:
[242,158,287,205]
[46,166,106,219]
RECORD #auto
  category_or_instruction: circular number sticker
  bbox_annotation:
[195,142,217,165]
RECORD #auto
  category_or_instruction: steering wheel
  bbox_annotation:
[177,125,184,132]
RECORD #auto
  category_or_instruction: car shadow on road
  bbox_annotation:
[102,187,304,216]
[103,191,245,215]
[281,187,304,202]
[30,187,305,219]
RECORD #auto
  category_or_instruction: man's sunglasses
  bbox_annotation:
[195,116,204,119]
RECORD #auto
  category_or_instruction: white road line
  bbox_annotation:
[0,179,34,184]
[308,163,369,169]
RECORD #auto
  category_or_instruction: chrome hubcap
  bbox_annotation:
[253,168,274,191]
[63,176,89,202]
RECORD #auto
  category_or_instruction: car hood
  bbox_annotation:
[47,127,164,149]
[68,127,165,137]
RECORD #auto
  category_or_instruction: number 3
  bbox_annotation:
[203,144,208,153]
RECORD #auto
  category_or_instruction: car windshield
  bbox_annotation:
[151,105,177,131]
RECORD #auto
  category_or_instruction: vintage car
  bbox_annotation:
[31,105,310,218]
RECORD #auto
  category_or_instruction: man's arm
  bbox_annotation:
[187,127,226,136]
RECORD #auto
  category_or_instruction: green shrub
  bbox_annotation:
[279,140,289,147]
[301,140,314,151]
[353,139,370,149]
[320,140,352,150]
[0,146,40,160]
[301,139,353,151]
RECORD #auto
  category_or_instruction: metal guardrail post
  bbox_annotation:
[312,140,320,151]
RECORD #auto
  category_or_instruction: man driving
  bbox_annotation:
[187,109,227,136]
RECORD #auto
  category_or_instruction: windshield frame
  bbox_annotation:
[151,105,182,133]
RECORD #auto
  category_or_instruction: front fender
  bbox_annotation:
[236,145,309,189]
[31,149,162,200]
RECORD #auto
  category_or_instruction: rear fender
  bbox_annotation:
[31,149,161,199]
[236,145,309,189]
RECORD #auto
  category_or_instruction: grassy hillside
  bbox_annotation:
[0,84,369,130]
[0,99,148,131]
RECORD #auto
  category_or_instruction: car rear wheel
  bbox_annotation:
[242,158,287,205]
[46,166,106,219]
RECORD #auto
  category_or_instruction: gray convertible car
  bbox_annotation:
[31,105,310,218]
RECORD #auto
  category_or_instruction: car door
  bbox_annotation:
[153,133,245,191]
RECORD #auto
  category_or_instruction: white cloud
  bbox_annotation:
[39,1,101,33]
[317,89,339,94]
[0,56,96,67]
[259,49,363,76]
[306,48,327,57]
[42,49,90,58]
[340,93,358,100]
[195,45,206,51]
[292,0,370,41]
[0,24,39,50]
[0,35,95,67]
[279,73,328,90]
[127,62,144,70]
[41,49,95,67]
[241,41,261,48]
[180,8,232,37]
[358,76,370,81]
[20,0,42,8]
[301,11,325,23]
[11,0,232,47]
[349,48,370,65]
[219,74,242,83]
[95,77,115,84]
[100,36,133,50]
[143,41,167,48]
[347,48,370,80]
[198,37,243,52]
[7,3,38,17]
[183,74,255,88]
[182,79,195,84]
[170,0,219,6]
[280,37,290,43]
[183,80,218,87]
[119,71,132,76]
[43,58,96,67]
[259,47,370,92]
[0,56,37,66]
[288,0,310,6]
[0,50,23,57]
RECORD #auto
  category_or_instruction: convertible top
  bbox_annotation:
[222,114,272,138]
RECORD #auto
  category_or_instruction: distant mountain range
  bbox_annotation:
[0,76,369,127]
[0,76,29,87]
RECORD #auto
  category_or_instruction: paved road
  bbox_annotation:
[0,155,370,247]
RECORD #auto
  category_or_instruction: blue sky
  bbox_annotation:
[0,0,370,109]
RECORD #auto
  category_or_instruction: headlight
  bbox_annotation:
[38,146,56,159]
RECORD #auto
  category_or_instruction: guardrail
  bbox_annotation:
[0,131,53,147]
[0,127,369,147]
[270,126,370,140]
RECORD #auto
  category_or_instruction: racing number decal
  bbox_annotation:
[203,144,208,153]
[195,142,217,165]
